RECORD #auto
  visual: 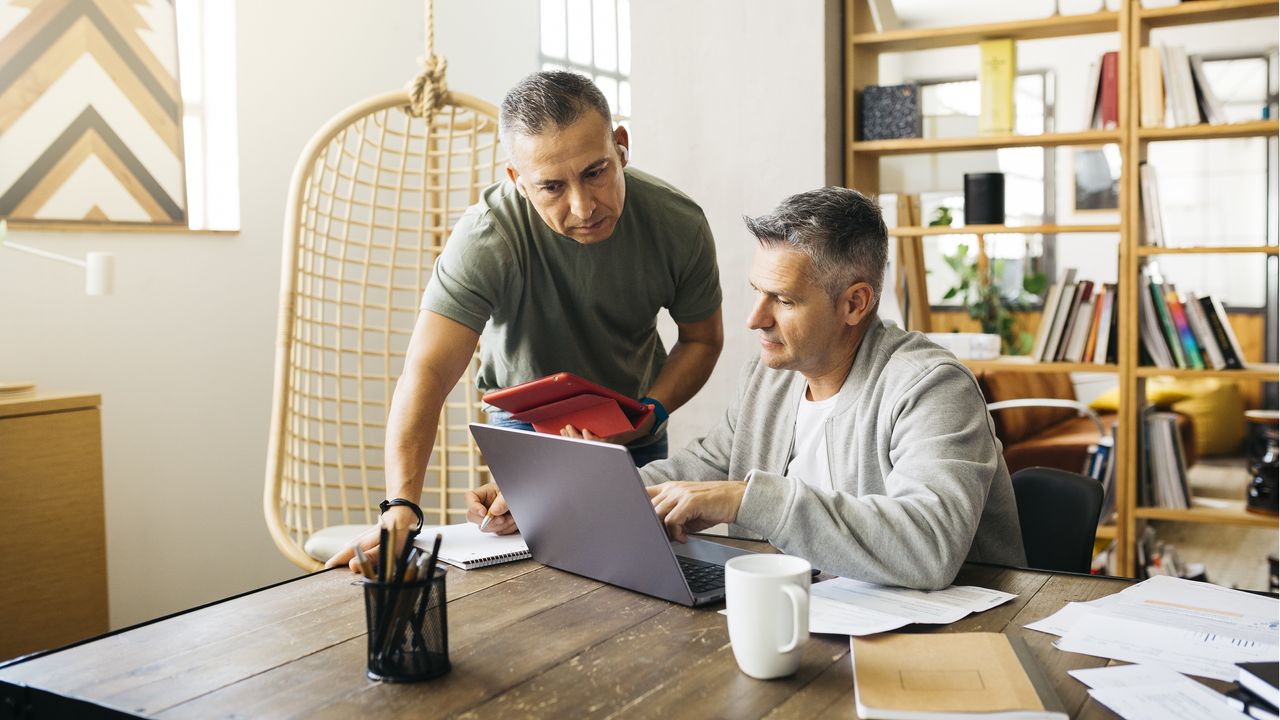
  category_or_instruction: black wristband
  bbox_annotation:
[378,498,424,535]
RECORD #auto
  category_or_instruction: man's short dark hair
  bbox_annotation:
[499,70,613,147]
[744,186,888,300]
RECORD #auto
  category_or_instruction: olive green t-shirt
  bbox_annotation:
[421,166,721,403]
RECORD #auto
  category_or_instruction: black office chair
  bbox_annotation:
[1010,467,1104,574]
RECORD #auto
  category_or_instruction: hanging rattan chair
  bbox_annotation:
[264,11,501,570]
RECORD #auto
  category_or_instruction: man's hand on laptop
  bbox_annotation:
[466,482,519,535]
[647,481,746,543]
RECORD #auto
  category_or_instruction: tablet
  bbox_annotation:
[482,373,651,437]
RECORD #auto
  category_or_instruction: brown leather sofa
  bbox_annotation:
[974,370,1197,475]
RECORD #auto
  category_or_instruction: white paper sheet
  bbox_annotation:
[1088,682,1248,720]
[1069,663,1194,689]
[1056,612,1276,681]
[1025,597,1119,636]
[807,578,1016,636]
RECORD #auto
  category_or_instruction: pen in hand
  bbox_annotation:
[479,511,495,532]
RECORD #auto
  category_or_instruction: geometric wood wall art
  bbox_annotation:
[0,0,186,224]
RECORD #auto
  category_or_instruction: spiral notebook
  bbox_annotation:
[412,522,531,570]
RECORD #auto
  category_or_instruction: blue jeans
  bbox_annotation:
[486,410,668,467]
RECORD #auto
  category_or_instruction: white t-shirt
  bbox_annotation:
[785,389,841,491]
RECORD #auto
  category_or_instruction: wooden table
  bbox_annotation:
[0,542,1213,719]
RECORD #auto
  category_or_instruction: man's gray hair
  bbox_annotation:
[499,70,613,148]
[744,186,888,300]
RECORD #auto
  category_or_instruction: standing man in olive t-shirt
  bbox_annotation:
[327,70,723,569]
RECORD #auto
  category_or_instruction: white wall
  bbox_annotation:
[633,0,842,446]
[0,0,537,629]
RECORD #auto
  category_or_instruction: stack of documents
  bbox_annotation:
[808,578,1017,636]
[1025,575,1279,682]
[1070,664,1251,720]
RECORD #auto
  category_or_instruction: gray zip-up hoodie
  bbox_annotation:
[641,320,1026,590]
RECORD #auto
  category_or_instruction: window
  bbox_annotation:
[176,0,239,231]
[907,73,1053,307]
[1146,55,1273,309]
[539,0,631,131]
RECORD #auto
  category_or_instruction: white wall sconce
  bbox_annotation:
[0,220,115,296]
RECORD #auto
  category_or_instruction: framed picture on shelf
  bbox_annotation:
[1071,145,1121,213]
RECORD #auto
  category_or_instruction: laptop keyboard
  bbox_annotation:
[677,555,726,595]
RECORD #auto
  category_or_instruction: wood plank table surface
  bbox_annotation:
[0,539,1227,719]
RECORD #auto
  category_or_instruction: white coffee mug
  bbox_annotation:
[724,553,810,679]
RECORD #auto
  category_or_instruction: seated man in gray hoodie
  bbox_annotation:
[470,186,1025,590]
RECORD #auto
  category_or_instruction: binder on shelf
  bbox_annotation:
[979,39,1016,135]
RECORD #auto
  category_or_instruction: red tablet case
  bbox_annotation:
[482,373,651,437]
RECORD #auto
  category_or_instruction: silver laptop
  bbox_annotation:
[468,423,753,606]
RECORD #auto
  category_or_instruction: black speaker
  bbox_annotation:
[964,172,1005,225]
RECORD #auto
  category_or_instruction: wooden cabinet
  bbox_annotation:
[844,0,1279,576]
[0,392,108,660]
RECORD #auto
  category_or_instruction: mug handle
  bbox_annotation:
[777,584,807,653]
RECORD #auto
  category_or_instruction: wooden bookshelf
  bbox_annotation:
[1134,501,1279,528]
[850,11,1119,52]
[1138,0,1278,27]
[962,358,1120,374]
[1136,245,1280,256]
[1135,364,1280,382]
[1137,118,1279,142]
[1096,524,1118,540]
[889,224,1121,236]
[851,129,1120,155]
[846,0,1278,579]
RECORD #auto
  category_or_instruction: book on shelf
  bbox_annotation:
[1146,271,1189,368]
[861,84,922,141]
[1093,284,1117,365]
[1138,163,1167,247]
[1138,269,1176,369]
[1164,287,1205,370]
[1030,268,1072,362]
[979,39,1015,135]
[1188,55,1227,125]
[1043,280,1078,362]
[1082,59,1103,131]
[1137,265,1248,371]
[1098,51,1120,130]
[1063,294,1096,363]
[1096,421,1119,523]
[1200,295,1247,369]
[1138,46,1165,128]
[1142,410,1191,510]
[1081,289,1105,364]
[851,633,1067,720]
[1055,279,1094,362]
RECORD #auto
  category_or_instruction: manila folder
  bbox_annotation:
[852,632,1066,719]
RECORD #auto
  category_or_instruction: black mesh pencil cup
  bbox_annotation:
[363,566,450,682]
